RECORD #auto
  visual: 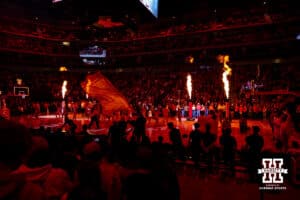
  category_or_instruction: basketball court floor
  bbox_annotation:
[12,113,276,151]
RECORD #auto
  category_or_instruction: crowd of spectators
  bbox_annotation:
[0,7,298,59]
[0,34,78,56]
[0,62,299,122]
[0,16,78,41]
[0,118,181,200]
[0,16,79,56]
[107,22,297,56]
[1,100,299,200]
[87,8,293,42]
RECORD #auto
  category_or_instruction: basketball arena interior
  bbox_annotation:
[0,0,300,199]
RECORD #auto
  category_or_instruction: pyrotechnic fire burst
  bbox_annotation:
[187,74,192,100]
[62,80,68,99]
[218,55,232,99]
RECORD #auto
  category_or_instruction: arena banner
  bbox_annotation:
[93,16,124,28]
[81,71,131,114]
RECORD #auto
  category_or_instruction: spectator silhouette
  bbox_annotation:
[189,122,202,166]
[220,128,237,176]
[62,114,77,134]
[67,161,105,200]
[245,125,264,181]
[141,135,151,146]
[157,135,164,144]
[168,122,184,160]
[0,120,45,200]
[79,124,93,148]
[123,156,180,200]
[13,136,73,200]
[168,122,182,146]
[108,121,122,149]
[201,123,217,173]
[130,113,146,143]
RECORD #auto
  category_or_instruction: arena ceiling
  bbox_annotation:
[0,0,294,27]
[0,0,298,70]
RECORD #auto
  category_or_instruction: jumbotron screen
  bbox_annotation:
[139,0,159,18]
[79,45,106,58]
[79,45,106,65]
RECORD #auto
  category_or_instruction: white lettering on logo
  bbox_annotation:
[258,158,288,183]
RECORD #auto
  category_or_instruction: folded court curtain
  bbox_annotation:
[81,71,131,114]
